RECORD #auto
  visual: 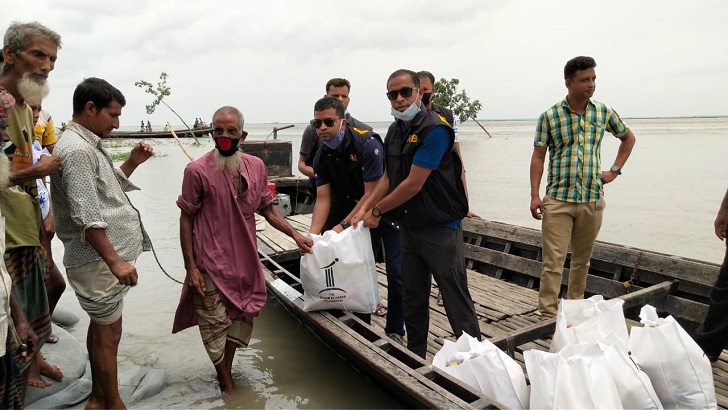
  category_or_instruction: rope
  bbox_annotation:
[623,250,644,294]
[149,127,193,285]
[149,236,184,284]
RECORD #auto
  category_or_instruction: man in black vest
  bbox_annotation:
[358,69,480,358]
[308,97,405,343]
[418,71,478,306]
[417,71,459,156]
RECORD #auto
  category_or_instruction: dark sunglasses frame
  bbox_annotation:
[310,118,337,129]
[386,86,417,101]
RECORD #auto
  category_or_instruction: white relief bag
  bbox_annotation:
[525,343,623,409]
[433,332,529,409]
[300,222,379,313]
[628,304,716,409]
[550,294,629,352]
[599,336,663,409]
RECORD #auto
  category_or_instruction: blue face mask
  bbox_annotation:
[323,120,345,149]
[391,101,421,122]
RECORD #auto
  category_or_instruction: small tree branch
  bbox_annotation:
[159,100,200,144]
[470,117,493,138]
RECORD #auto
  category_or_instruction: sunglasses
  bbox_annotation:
[310,118,340,129]
[386,86,418,101]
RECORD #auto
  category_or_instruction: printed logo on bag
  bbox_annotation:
[317,258,347,302]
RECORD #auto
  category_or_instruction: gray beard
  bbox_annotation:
[0,153,11,190]
[214,150,243,173]
[17,73,50,103]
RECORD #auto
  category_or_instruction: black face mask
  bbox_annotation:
[214,137,240,157]
[422,92,433,106]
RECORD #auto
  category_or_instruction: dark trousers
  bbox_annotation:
[400,225,480,358]
[694,243,728,358]
[371,222,405,336]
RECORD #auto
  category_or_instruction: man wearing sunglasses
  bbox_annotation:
[307,97,406,344]
[357,69,480,358]
[297,79,371,216]
[174,106,313,396]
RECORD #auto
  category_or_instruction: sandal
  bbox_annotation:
[46,333,59,344]
[375,303,387,317]
[437,292,444,306]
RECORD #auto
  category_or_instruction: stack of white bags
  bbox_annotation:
[433,295,717,409]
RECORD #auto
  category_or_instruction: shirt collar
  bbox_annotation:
[560,98,595,114]
[67,120,102,147]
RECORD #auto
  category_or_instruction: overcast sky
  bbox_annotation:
[3,0,727,126]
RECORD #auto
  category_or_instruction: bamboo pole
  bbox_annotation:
[167,121,195,161]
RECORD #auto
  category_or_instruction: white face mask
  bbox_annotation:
[391,101,421,121]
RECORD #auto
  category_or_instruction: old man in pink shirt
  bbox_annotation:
[172,106,312,397]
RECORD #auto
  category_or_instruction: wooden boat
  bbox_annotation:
[256,212,727,409]
[108,127,212,138]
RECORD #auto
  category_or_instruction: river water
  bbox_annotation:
[51,116,727,408]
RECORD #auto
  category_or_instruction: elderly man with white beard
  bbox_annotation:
[173,106,313,397]
[0,87,33,409]
[0,21,64,395]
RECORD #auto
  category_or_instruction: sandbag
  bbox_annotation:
[629,305,716,409]
[300,222,378,313]
[433,332,529,409]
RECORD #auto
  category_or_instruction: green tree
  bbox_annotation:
[135,72,200,144]
[433,78,492,138]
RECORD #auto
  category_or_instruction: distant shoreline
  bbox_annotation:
[117,115,727,128]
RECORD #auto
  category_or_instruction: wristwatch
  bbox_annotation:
[609,164,622,175]
[339,220,351,229]
[371,205,382,217]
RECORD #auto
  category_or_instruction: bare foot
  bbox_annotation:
[85,399,106,410]
[26,356,52,389]
[218,379,236,397]
[38,355,63,382]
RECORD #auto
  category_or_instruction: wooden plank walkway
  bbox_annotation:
[257,214,728,408]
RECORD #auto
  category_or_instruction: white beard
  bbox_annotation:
[17,73,50,103]
[0,153,11,190]
[214,150,243,173]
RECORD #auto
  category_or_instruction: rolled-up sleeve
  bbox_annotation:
[114,168,141,192]
[177,163,203,215]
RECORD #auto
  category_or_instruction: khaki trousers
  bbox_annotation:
[538,196,604,318]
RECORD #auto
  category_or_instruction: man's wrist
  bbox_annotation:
[371,205,382,217]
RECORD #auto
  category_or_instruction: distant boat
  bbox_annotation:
[109,127,212,138]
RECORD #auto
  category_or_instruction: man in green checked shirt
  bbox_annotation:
[529,56,636,319]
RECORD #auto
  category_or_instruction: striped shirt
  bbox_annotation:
[534,99,629,203]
